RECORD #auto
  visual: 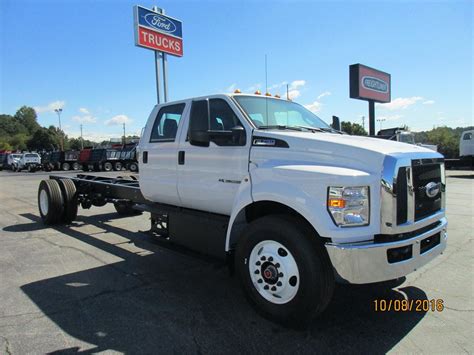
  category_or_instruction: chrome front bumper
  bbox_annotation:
[325,217,447,284]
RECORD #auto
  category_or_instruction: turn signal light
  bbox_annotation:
[234,89,241,93]
[255,90,261,95]
[328,198,346,208]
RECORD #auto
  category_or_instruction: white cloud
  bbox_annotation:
[72,115,97,124]
[79,107,90,114]
[105,114,132,126]
[317,91,331,100]
[290,80,305,89]
[304,101,322,113]
[225,83,237,92]
[422,100,435,105]
[245,83,262,93]
[34,100,65,113]
[377,97,423,110]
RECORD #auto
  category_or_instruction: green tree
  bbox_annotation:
[27,127,60,151]
[14,106,40,134]
[9,133,29,150]
[341,121,368,136]
[426,127,458,158]
[0,114,28,136]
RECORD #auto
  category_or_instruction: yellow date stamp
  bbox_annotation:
[373,299,444,312]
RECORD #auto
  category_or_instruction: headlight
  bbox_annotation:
[327,186,370,227]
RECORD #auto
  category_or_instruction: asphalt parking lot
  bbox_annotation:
[0,169,472,354]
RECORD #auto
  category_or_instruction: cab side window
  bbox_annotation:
[463,133,472,140]
[150,103,185,142]
[189,99,245,146]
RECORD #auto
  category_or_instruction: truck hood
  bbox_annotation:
[251,130,443,173]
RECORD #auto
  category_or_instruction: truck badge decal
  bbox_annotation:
[362,76,389,93]
[253,138,276,146]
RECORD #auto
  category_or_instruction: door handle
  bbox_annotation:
[142,151,148,164]
[178,151,185,165]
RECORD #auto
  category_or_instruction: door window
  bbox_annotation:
[189,99,245,146]
[150,103,186,142]
[463,132,472,140]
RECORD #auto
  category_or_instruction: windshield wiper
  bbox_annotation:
[257,125,305,131]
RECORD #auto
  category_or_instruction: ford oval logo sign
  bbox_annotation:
[424,182,441,198]
[144,14,177,34]
[362,76,388,93]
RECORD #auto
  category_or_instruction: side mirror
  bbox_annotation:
[189,130,210,147]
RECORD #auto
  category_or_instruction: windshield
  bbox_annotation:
[234,96,330,130]
[25,154,39,158]
[12,154,22,159]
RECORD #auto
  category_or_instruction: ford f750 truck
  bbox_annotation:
[37,93,447,325]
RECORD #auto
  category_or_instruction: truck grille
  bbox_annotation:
[412,160,442,221]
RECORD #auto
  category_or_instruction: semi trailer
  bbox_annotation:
[37,93,447,325]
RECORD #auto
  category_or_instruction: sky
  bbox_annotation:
[0,0,472,141]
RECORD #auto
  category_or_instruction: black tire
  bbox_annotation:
[62,162,70,171]
[129,162,138,172]
[114,161,123,171]
[235,215,334,327]
[82,164,89,172]
[38,179,64,225]
[72,162,80,171]
[28,165,32,173]
[114,202,141,215]
[58,178,78,224]
[103,162,113,172]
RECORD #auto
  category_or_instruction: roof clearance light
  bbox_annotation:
[254,90,261,95]
[265,92,272,97]
[234,89,241,93]
[275,94,281,98]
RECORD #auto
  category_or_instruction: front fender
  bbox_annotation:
[226,164,381,250]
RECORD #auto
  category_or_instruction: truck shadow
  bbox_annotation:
[15,212,428,354]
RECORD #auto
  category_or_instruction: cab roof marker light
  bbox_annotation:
[234,89,241,94]
[254,90,261,95]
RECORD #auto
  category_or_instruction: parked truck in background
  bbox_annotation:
[37,93,447,325]
[13,152,42,172]
[376,127,438,151]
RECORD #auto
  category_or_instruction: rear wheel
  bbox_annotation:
[114,161,123,171]
[129,162,138,172]
[82,164,89,172]
[62,162,70,171]
[104,162,113,171]
[235,215,334,327]
[38,180,64,225]
[58,178,78,223]
[72,162,80,170]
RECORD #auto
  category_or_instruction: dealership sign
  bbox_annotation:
[134,5,183,57]
[350,64,391,103]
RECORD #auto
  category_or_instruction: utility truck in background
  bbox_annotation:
[13,152,42,172]
[37,93,447,325]
[376,127,438,151]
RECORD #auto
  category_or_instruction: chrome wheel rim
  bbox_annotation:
[249,240,300,304]
[39,189,49,216]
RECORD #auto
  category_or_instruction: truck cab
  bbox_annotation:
[14,152,41,172]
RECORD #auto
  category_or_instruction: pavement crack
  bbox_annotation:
[0,336,12,355]
[444,306,474,312]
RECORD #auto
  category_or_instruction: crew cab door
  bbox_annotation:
[177,97,251,215]
[139,102,188,205]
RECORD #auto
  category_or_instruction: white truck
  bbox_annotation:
[37,93,447,325]
[13,152,42,172]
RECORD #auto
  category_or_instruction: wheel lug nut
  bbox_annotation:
[261,256,266,261]
[257,279,263,283]
[256,261,261,266]
[271,286,277,291]
[275,263,280,268]
[278,272,283,277]
[264,285,269,290]
[254,270,260,274]
[268,256,273,262]
[277,281,282,286]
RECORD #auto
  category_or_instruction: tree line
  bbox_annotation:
[0,106,137,152]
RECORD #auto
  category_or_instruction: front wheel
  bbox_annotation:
[62,162,70,171]
[235,215,334,326]
[103,162,113,171]
[129,162,138,172]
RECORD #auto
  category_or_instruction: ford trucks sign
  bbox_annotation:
[350,64,391,103]
[134,5,183,57]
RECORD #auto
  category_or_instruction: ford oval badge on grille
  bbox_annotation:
[424,182,441,198]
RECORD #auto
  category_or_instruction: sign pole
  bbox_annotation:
[154,51,162,104]
[368,100,375,136]
[161,8,169,103]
